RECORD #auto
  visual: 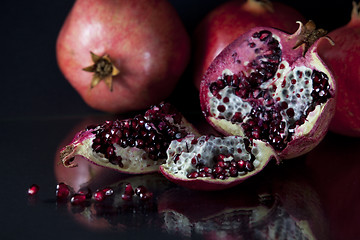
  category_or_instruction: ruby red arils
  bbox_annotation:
[94,187,114,202]
[56,182,71,200]
[94,190,106,202]
[28,184,39,196]
[135,185,153,201]
[70,194,87,205]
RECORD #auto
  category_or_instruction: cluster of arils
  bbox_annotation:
[27,182,153,205]
[187,153,256,180]
[90,102,188,166]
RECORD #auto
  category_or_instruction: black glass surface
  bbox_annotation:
[1,1,358,240]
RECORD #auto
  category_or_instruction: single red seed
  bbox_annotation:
[28,184,39,196]
[124,183,134,195]
[56,183,70,200]
[135,186,148,196]
[94,190,106,202]
[70,194,87,205]
[102,187,114,196]
[217,105,226,112]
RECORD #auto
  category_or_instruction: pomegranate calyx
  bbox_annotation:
[293,21,327,55]
[83,51,120,91]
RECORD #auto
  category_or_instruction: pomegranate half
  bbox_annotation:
[200,21,336,159]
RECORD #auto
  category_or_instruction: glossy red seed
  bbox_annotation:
[135,186,148,196]
[124,183,134,195]
[70,194,87,205]
[56,183,70,200]
[94,190,106,202]
[102,187,114,196]
[28,184,39,196]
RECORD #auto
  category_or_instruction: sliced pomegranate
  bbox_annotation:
[60,102,199,174]
[200,21,336,159]
[160,135,278,191]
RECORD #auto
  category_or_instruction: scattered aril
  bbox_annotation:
[56,182,71,200]
[70,194,87,205]
[94,187,114,202]
[27,184,39,196]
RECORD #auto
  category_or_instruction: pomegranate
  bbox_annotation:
[160,134,278,191]
[200,21,336,160]
[318,2,360,137]
[60,102,199,174]
[56,0,190,113]
[193,0,306,90]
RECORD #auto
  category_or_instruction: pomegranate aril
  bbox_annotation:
[102,187,114,196]
[94,190,106,202]
[71,194,87,205]
[78,187,92,199]
[56,183,70,200]
[134,186,148,196]
[124,183,134,196]
[28,184,39,196]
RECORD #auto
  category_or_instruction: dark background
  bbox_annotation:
[0,1,358,240]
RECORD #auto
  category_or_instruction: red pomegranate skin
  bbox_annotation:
[56,0,190,113]
[319,3,360,137]
[193,0,306,90]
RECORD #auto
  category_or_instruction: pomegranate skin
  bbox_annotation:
[56,0,190,113]
[319,2,360,137]
[193,0,306,90]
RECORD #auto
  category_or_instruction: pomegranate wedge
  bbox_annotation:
[60,102,199,174]
[160,135,278,191]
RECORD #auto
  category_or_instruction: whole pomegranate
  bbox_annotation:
[193,0,306,90]
[56,0,190,113]
[318,2,360,137]
[200,21,336,160]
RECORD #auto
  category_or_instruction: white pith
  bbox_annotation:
[62,131,162,173]
[162,135,276,179]
[208,61,317,140]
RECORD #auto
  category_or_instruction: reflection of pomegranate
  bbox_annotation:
[56,0,190,113]
[59,173,172,231]
[200,21,336,160]
[158,160,328,240]
[193,0,306,90]
[318,2,360,137]
[306,133,360,240]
